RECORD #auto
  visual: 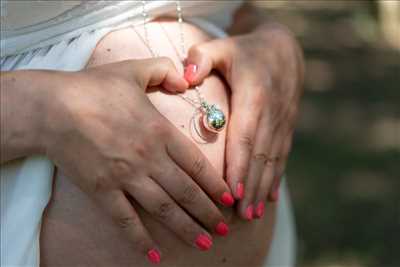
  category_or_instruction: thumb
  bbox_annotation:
[185,38,234,86]
[133,57,188,93]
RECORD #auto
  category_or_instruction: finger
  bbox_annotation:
[125,176,214,250]
[226,90,263,201]
[268,128,294,202]
[166,129,235,207]
[153,157,229,237]
[254,129,285,217]
[236,114,275,220]
[132,57,189,92]
[185,38,235,85]
[95,190,161,264]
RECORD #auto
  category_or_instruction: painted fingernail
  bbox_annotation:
[184,64,198,83]
[215,222,229,236]
[268,179,281,202]
[245,205,254,220]
[220,192,235,207]
[147,248,161,265]
[255,201,265,218]
[195,234,213,251]
[270,189,280,202]
[236,182,244,200]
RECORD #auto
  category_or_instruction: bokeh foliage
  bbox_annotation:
[256,1,399,266]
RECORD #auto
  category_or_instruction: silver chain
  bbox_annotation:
[137,0,206,110]
[140,1,156,57]
[175,0,186,60]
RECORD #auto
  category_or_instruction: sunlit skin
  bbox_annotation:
[40,21,276,267]
[0,2,303,265]
[185,23,304,219]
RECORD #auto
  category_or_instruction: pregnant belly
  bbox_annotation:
[40,19,277,267]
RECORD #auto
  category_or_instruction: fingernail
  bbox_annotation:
[245,205,254,220]
[220,192,235,207]
[215,222,229,236]
[255,201,265,218]
[184,64,198,84]
[268,179,281,202]
[195,234,213,251]
[269,189,280,202]
[236,182,244,200]
[147,248,161,265]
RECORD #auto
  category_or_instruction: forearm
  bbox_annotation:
[228,2,304,85]
[0,70,53,163]
[227,2,270,35]
[228,2,293,37]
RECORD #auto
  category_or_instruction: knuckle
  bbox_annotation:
[252,153,268,165]
[238,134,254,152]
[133,138,157,159]
[148,120,170,138]
[153,201,175,220]
[191,155,207,177]
[179,184,200,205]
[109,158,133,179]
[115,215,137,229]
[134,142,148,158]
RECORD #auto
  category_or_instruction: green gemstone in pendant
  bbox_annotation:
[202,104,226,133]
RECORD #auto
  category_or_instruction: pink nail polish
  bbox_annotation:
[245,205,254,220]
[220,192,235,207]
[236,182,244,200]
[255,202,265,218]
[270,189,280,202]
[215,222,229,236]
[195,234,213,251]
[147,249,161,264]
[269,179,281,202]
[184,64,198,84]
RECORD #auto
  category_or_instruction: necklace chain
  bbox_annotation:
[138,0,205,110]
[175,0,186,60]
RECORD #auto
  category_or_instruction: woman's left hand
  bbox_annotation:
[184,23,304,220]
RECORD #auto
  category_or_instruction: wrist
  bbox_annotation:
[32,70,74,157]
[254,21,296,43]
[255,22,305,85]
[0,70,61,160]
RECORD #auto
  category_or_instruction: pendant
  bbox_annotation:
[201,102,226,133]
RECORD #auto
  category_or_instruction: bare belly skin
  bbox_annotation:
[40,19,277,267]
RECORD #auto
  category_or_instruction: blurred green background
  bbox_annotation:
[255,1,399,266]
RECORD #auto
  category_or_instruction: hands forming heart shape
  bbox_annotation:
[184,23,304,220]
[1,21,303,265]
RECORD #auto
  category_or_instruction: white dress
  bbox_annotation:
[0,1,295,266]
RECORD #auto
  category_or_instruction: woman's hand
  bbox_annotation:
[39,58,234,262]
[184,24,304,220]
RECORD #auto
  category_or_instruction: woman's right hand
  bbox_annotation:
[41,58,234,263]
